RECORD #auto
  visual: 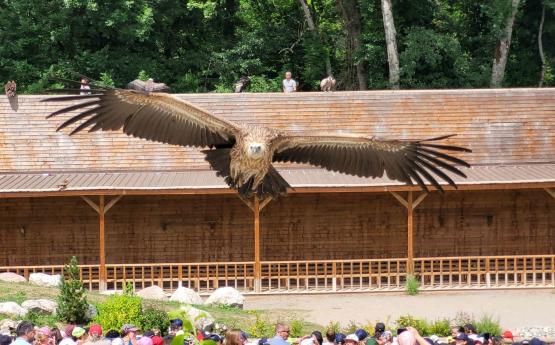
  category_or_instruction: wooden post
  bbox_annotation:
[407,191,414,274]
[99,195,106,291]
[254,196,261,292]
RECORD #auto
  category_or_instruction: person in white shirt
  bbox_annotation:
[282,72,297,93]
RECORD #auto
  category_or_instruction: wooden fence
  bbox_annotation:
[1,255,554,293]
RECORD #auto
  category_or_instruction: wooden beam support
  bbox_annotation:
[99,196,107,291]
[407,191,414,274]
[253,196,261,292]
[81,196,100,214]
[258,196,273,211]
[236,194,255,212]
[546,188,555,200]
[412,192,428,210]
[390,191,408,209]
[105,195,123,213]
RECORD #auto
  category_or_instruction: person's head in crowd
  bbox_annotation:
[121,325,138,340]
[275,323,290,341]
[374,324,386,339]
[16,321,36,342]
[301,338,317,345]
[162,334,174,345]
[529,338,545,345]
[138,336,153,345]
[80,78,89,86]
[452,327,465,338]
[455,333,471,345]
[258,338,270,345]
[377,331,393,345]
[502,331,514,343]
[0,335,12,345]
[464,325,477,336]
[87,324,103,341]
[490,337,504,345]
[474,337,485,345]
[335,334,346,345]
[225,330,247,345]
[169,320,183,336]
[63,325,75,339]
[105,330,120,340]
[34,332,51,345]
[355,330,368,343]
[151,336,164,345]
[312,331,324,345]
[326,330,336,344]
[285,72,292,81]
[208,334,223,345]
[143,331,155,338]
[51,328,63,344]
[38,328,51,338]
[345,334,359,345]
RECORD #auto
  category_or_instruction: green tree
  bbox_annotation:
[57,256,88,324]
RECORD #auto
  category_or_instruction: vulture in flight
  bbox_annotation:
[44,89,471,199]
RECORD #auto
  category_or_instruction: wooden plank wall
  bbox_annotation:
[0,190,553,266]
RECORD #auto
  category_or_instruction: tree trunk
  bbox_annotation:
[381,0,400,89]
[490,0,521,88]
[298,0,333,76]
[538,3,546,87]
[337,0,367,90]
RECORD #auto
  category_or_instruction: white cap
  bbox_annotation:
[345,335,359,342]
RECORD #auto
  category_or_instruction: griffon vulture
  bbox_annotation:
[320,76,336,92]
[4,80,16,98]
[44,89,471,199]
[234,76,251,93]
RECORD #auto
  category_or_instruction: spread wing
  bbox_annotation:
[43,89,239,148]
[272,133,471,192]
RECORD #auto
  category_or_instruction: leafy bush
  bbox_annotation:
[248,76,281,93]
[475,314,502,336]
[395,315,429,335]
[405,275,420,295]
[290,319,304,338]
[25,310,58,328]
[142,308,170,335]
[326,321,341,334]
[428,318,451,336]
[98,72,115,88]
[94,293,143,332]
[342,320,359,334]
[247,313,274,338]
[57,256,88,323]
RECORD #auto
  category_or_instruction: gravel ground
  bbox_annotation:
[244,289,555,332]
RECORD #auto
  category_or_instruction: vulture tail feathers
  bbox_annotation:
[256,166,291,200]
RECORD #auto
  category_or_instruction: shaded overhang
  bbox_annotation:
[0,163,554,198]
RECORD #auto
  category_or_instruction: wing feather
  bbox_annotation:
[272,134,471,192]
[44,89,238,148]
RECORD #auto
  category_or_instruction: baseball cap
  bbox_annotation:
[335,333,347,344]
[502,331,514,340]
[355,330,369,341]
[375,323,386,333]
[72,327,86,338]
[455,334,469,341]
[345,334,359,343]
[89,324,102,336]
[529,339,545,345]
[152,336,164,345]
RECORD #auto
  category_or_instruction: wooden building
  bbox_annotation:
[0,88,554,293]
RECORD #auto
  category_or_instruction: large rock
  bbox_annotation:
[136,285,167,300]
[0,302,28,317]
[21,299,57,314]
[180,305,214,331]
[85,304,98,320]
[29,273,61,287]
[204,287,244,308]
[0,272,26,283]
[169,286,202,304]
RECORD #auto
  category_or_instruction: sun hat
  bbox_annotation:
[502,331,514,340]
[72,327,86,338]
[345,334,359,343]
[138,336,154,345]
[39,327,51,337]
[89,324,102,336]
[121,324,139,334]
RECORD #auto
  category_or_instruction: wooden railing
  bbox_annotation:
[1,255,553,293]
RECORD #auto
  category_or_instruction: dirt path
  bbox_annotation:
[244,290,555,330]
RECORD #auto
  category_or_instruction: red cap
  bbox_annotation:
[152,336,164,345]
[89,324,103,336]
[502,331,513,339]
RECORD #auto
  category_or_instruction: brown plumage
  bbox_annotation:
[5,81,16,98]
[43,89,472,199]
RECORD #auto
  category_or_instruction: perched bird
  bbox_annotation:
[320,76,336,92]
[4,80,16,98]
[126,78,170,93]
[44,89,471,199]
[234,76,251,93]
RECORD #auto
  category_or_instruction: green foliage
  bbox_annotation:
[248,76,281,93]
[57,256,88,324]
[475,314,502,336]
[98,72,115,88]
[405,274,420,296]
[342,320,359,334]
[94,293,143,332]
[137,70,151,81]
[247,313,274,338]
[395,315,429,336]
[141,308,170,335]
[0,291,27,304]
[427,318,451,336]
[290,319,304,338]
[326,320,341,334]
[25,310,59,328]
